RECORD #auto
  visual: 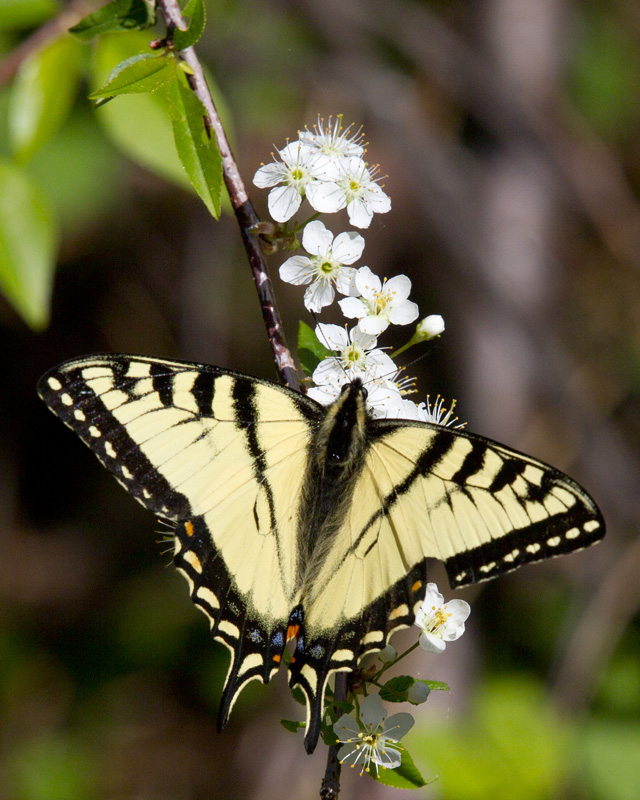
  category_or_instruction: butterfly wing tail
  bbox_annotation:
[289,561,428,754]
[173,518,287,730]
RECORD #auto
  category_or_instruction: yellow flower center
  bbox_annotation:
[426,606,451,634]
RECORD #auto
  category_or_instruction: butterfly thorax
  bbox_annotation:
[297,380,370,593]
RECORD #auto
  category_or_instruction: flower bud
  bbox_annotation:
[417,314,445,340]
[407,681,431,705]
[379,644,397,663]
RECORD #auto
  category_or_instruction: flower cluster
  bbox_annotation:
[255,120,472,781]
[253,117,460,425]
[253,117,390,229]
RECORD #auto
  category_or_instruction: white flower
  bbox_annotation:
[417,314,445,339]
[253,142,331,223]
[279,222,363,312]
[306,157,391,228]
[298,116,365,160]
[333,694,414,776]
[311,324,396,384]
[339,267,419,336]
[414,583,471,654]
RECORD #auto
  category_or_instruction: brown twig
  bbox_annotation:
[320,674,347,800]
[156,0,300,392]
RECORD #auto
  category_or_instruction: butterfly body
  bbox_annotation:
[38,355,604,753]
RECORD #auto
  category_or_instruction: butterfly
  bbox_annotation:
[38,354,604,753]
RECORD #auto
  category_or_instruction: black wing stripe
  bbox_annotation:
[351,429,455,552]
[192,370,216,416]
[489,457,527,493]
[150,362,174,408]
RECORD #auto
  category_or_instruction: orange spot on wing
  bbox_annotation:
[273,654,281,663]
[185,521,195,536]
[286,623,300,642]
[411,580,423,593]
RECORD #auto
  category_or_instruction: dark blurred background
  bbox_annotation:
[0,0,639,798]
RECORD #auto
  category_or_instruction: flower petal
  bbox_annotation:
[388,299,419,326]
[307,385,340,405]
[302,220,333,256]
[315,323,348,351]
[360,693,386,727]
[358,315,390,336]
[268,184,302,222]
[333,713,361,740]
[338,296,367,319]
[306,180,346,213]
[347,197,374,229]
[383,712,415,741]
[374,744,402,770]
[334,267,358,297]
[279,140,313,163]
[313,358,344,386]
[279,256,313,285]
[364,185,391,213]
[350,326,377,351]
[419,631,447,653]
[354,267,381,298]
[331,231,365,264]
[304,281,335,312]
[252,162,285,188]
[336,742,361,767]
[384,274,412,302]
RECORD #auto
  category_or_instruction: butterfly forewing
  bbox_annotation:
[367,422,605,587]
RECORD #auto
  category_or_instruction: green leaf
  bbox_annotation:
[298,320,331,376]
[290,686,306,706]
[166,73,222,218]
[0,159,57,330]
[280,719,304,733]
[89,53,176,98]
[320,724,339,747]
[379,675,414,703]
[69,0,156,41]
[425,680,449,692]
[173,0,206,50]
[9,36,82,163]
[91,33,233,199]
[91,33,191,189]
[374,748,427,789]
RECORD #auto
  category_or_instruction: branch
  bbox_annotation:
[320,674,346,800]
[157,0,300,392]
